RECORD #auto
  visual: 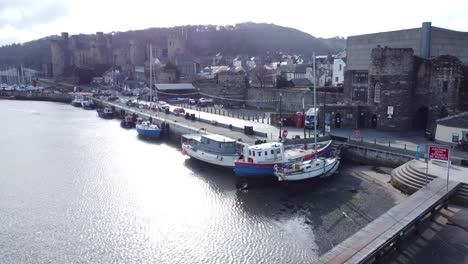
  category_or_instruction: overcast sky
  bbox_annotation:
[1,0,467,46]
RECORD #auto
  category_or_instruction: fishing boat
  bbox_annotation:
[181,134,241,167]
[234,140,333,177]
[71,95,84,107]
[274,156,340,181]
[120,115,136,128]
[136,121,161,138]
[81,100,95,110]
[97,107,114,119]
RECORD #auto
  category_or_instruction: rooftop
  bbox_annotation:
[155,83,195,91]
[437,112,468,129]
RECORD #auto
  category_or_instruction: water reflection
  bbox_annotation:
[0,101,400,264]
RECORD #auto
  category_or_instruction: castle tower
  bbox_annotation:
[50,32,71,78]
[167,30,187,61]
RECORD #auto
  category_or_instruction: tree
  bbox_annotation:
[252,65,270,88]
[276,75,289,88]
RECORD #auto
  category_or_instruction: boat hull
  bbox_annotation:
[71,102,82,107]
[120,121,135,129]
[183,145,238,168]
[234,143,333,177]
[136,128,161,138]
[98,112,113,119]
[275,159,340,181]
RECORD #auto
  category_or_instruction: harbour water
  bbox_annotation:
[0,101,403,263]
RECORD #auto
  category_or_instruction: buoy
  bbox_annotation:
[182,149,187,155]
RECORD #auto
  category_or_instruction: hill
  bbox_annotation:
[0,22,345,70]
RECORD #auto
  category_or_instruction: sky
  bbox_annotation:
[1,0,467,46]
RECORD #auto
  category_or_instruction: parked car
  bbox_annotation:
[189,98,198,105]
[198,97,214,107]
[126,99,137,107]
[108,96,119,102]
[157,101,170,111]
[173,107,185,115]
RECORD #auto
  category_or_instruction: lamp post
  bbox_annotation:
[279,92,282,140]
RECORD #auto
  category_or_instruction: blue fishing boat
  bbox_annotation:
[234,140,333,177]
[136,121,161,138]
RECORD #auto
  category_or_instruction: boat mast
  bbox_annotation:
[150,44,153,106]
[313,52,317,161]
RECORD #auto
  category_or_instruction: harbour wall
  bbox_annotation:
[0,91,72,103]
[342,144,413,168]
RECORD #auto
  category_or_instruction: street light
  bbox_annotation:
[279,92,282,140]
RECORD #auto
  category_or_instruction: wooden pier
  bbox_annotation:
[317,177,461,264]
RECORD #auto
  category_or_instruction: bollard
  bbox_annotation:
[388,141,391,147]
[404,144,407,150]
[374,139,377,145]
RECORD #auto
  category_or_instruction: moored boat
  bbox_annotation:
[234,140,333,177]
[81,100,95,110]
[120,115,136,128]
[181,134,241,167]
[136,121,161,138]
[274,157,340,181]
[97,107,114,119]
[71,95,84,107]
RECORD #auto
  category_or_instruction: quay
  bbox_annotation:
[317,177,461,264]
[92,98,267,146]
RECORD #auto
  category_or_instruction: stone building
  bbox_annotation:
[342,22,468,132]
[51,32,113,78]
[194,66,247,106]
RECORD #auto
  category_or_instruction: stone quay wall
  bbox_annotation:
[246,88,344,112]
[0,91,72,103]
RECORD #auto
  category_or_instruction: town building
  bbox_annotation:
[341,22,468,132]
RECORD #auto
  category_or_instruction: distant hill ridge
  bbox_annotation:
[0,22,345,70]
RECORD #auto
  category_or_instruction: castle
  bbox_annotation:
[50,30,189,79]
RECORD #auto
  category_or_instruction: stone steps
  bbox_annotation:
[391,160,468,205]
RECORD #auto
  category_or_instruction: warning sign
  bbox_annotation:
[428,146,450,161]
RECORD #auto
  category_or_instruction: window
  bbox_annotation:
[265,151,268,156]
[339,64,342,71]
[253,151,255,157]
[249,150,251,156]
[335,77,339,82]
[276,149,281,154]
[374,82,381,103]
[443,81,448,92]
[258,152,261,157]
[271,150,274,155]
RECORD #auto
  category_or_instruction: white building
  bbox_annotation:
[435,113,468,145]
[332,50,346,86]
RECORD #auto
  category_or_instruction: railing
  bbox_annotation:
[344,136,418,157]
[181,104,271,124]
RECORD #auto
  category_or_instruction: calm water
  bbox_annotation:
[0,101,403,264]
[0,100,322,263]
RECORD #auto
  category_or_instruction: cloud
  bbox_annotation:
[0,0,70,29]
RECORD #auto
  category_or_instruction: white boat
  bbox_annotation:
[71,95,84,107]
[181,134,241,167]
[274,157,340,181]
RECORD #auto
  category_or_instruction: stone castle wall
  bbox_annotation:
[367,47,415,131]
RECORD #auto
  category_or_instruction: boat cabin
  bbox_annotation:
[243,142,284,163]
[182,134,240,155]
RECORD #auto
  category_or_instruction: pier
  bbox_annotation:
[93,98,267,146]
[317,177,461,263]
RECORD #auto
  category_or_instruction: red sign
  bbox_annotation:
[428,146,450,161]
[282,129,288,138]
[354,130,361,138]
